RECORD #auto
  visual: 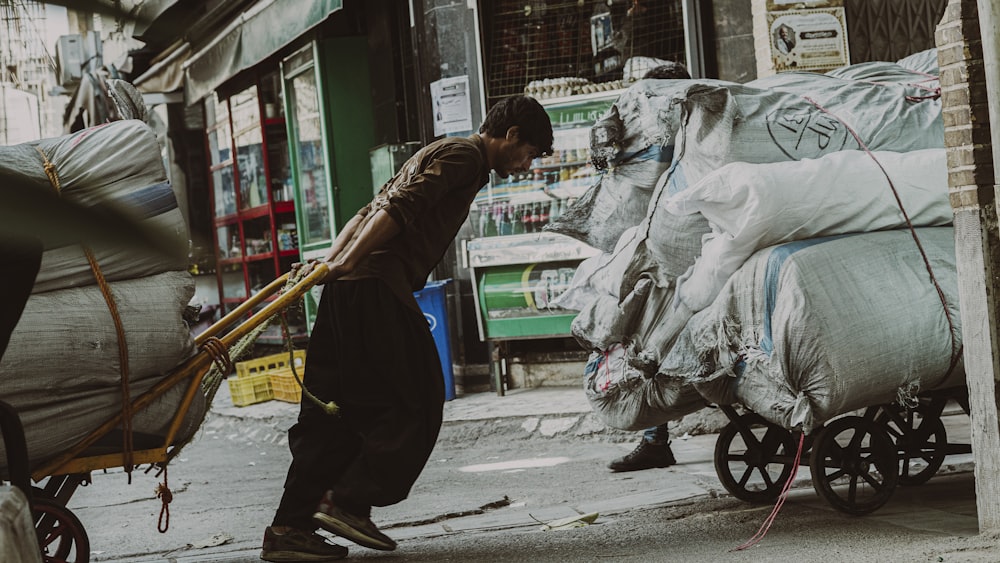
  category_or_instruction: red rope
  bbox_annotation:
[733,432,805,551]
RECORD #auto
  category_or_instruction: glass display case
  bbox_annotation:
[465,90,619,342]
[206,72,305,342]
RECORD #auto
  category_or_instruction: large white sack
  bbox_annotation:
[0,270,200,470]
[0,270,197,390]
[667,148,952,312]
[549,68,943,254]
[894,48,940,76]
[669,228,963,433]
[0,120,190,293]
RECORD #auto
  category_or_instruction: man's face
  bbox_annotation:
[494,128,541,178]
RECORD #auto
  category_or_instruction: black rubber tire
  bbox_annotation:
[714,412,798,503]
[876,405,947,486]
[810,415,899,515]
[33,494,90,563]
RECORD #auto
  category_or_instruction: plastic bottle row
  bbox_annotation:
[533,146,591,168]
[473,198,576,238]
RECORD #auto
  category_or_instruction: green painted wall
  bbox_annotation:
[319,36,376,230]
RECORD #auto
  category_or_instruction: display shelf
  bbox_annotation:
[206,70,303,338]
[241,204,271,220]
[471,91,618,242]
[466,91,616,346]
[213,213,239,226]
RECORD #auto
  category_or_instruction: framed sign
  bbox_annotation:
[767,7,850,72]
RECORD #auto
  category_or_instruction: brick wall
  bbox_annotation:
[936,0,994,207]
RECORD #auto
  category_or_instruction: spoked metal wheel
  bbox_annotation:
[33,494,90,563]
[876,404,947,486]
[810,415,898,515]
[714,412,798,502]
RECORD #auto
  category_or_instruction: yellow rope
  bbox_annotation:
[35,146,137,478]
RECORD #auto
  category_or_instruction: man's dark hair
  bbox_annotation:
[480,95,554,156]
[643,61,691,80]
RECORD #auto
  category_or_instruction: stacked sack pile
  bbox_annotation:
[549,49,960,433]
[0,119,205,471]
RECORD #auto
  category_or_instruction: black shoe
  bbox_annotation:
[313,490,397,551]
[260,526,347,562]
[608,440,676,472]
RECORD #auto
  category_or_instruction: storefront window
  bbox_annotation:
[285,50,332,247]
[206,94,236,217]
[231,85,267,210]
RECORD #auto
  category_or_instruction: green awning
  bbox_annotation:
[183,0,343,104]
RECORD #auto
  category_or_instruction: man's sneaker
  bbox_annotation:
[260,526,347,562]
[608,440,676,472]
[313,491,397,551]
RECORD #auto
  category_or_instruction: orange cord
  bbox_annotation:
[35,146,136,479]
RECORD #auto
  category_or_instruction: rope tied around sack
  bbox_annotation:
[801,96,963,378]
[34,145,137,480]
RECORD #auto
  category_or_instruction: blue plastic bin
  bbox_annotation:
[413,279,456,401]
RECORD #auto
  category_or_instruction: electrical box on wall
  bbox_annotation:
[55,35,84,87]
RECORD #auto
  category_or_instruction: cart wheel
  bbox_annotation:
[810,415,898,515]
[876,405,947,486]
[33,494,90,563]
[714,412,798,503]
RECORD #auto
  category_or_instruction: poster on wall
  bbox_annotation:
[767,7,850,72]
[431,75,474,137]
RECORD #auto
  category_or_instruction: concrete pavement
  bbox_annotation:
[156,383,980,561]
[67,383,982,562]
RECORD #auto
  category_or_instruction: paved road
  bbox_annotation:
[59,387,989,562]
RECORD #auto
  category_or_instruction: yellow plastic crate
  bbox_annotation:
[269,367,303,404]
[235,350,306,378]
[228,373,274,406]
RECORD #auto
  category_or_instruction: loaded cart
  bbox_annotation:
[0,118,332,563]
[678,226,969,517]
[12,266,327,563]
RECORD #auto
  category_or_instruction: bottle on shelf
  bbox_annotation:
[484,203,499,237]
[529,202,541,232]
[512,204,526,235]
[477,203,490,237]
[499,202,514,236]
[539,202,550,229]
[551,198,564,221]
[522,204,534,234]
[494,202,505,236]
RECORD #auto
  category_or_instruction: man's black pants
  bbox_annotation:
[272,279,445,530]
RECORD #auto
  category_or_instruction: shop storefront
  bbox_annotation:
[134,0,420,344]
[456,1,698,392]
